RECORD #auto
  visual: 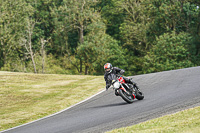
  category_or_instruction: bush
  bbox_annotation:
[143,31,195,73]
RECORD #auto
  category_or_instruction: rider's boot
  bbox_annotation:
[128,79,137,98]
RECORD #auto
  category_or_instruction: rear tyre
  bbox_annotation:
[134,86,144,100]
[118,89,134,103]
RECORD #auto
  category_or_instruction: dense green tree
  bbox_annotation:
[0,0,33,71]
[52,0,101,74]
[77,21,127,74]
[116,0,151,74]
[96,0,126,41]
[143,31,195,73]
[0,0,199,75]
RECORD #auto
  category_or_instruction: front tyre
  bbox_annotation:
[118,89,134,103]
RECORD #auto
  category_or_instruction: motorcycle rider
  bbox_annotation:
[104,63,137,95]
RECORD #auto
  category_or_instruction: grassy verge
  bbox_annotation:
[107,106,200,133]
[0,71,105,131]
[1,71,200,133]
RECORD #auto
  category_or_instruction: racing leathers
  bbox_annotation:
[104,67,136,91]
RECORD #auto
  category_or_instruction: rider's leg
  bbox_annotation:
[123,77,137,86]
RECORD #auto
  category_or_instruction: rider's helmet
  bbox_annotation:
[104,63,113,74]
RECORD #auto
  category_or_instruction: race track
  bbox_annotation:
[2,66,200,133]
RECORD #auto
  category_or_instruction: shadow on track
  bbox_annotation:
[92,102,127,109]
[91,100,141,109]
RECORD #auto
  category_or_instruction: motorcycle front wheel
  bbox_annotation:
[118,89,134,103]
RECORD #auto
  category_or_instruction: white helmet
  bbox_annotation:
[104,63,113,74]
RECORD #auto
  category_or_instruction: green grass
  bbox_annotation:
[1,71,200,133]
[0,71,105,131]
[107,106,200,133]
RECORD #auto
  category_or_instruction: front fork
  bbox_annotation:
[117,85,136,99]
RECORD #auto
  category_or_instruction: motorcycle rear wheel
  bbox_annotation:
[134,86,144,100]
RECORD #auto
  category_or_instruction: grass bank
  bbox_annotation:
[0,71,105,131]
[107,106,200,133]
[1,71,200,133]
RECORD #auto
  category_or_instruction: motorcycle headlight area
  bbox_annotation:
[113,81,120,88]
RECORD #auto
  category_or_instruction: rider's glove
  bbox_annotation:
[120,70,125,75]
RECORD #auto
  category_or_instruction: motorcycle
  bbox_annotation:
[108,74,144,103]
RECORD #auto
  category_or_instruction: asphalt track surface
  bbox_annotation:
[2,67,200,133]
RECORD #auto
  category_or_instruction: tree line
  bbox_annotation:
[0,0,199,75]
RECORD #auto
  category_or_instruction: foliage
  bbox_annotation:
[0,0,200,75]
[143,32,195,73]
[76,21,127,75]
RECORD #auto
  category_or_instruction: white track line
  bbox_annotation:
[1,89,105,133]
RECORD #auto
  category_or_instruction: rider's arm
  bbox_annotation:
[114,67,125,74]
